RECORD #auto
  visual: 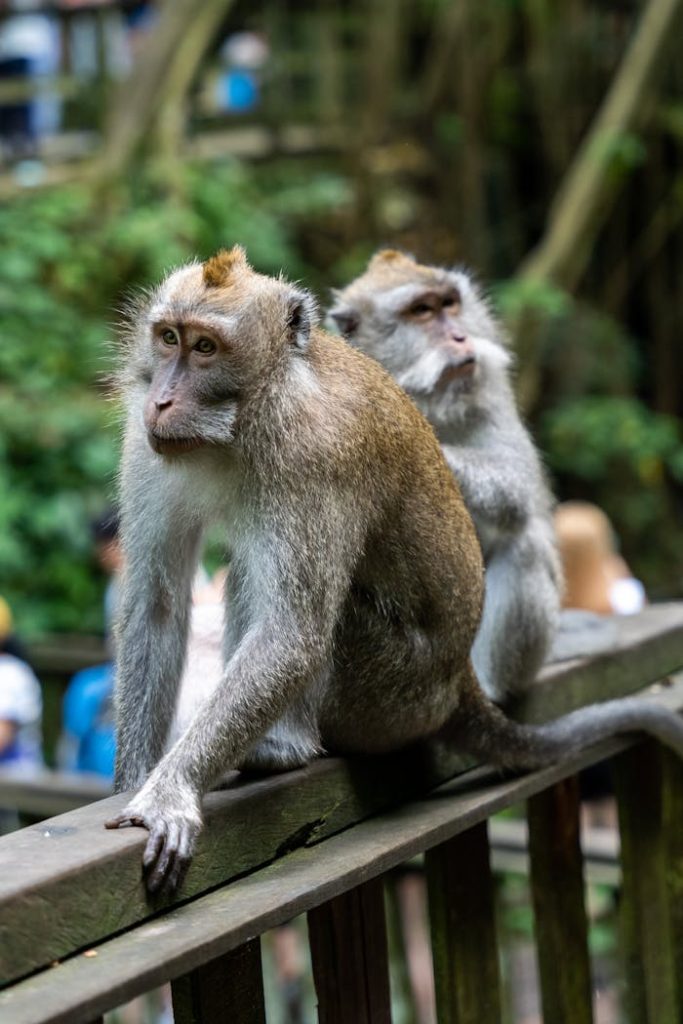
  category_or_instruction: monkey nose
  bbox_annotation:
[155,398,174,412]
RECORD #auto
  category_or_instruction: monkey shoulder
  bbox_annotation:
[309,330,442,461]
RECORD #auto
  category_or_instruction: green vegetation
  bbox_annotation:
[0,162,353,635]
[2,0,683,632]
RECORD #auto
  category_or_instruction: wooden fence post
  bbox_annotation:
[527,776,594,1024]
[614,741,682,1023]
[171,939,266,1024]
[308,876,392,1024]
[425,821,502,1024]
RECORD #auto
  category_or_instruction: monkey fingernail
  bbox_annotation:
[142,829,165,868]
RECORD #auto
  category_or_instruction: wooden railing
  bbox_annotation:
[1,604,683,1024]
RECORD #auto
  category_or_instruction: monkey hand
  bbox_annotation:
[105,774,202,896]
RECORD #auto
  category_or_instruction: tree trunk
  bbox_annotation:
[96,0,236,183]
[512,0,683,410]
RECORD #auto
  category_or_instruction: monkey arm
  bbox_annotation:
[113,454,204,792]
[106,614,330,893]
[106,518,357,894]
[441,442,533,532]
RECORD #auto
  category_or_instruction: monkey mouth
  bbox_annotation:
[148,432,207,456]
[437,358,476,388]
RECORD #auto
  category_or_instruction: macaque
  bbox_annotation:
[106,247,683,895]
[329,250,561,702]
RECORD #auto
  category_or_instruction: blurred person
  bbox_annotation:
[555,501,646,616]
[0,595,42,771]
[58,507,121,777]
[555,501,645,833]
[0,0,61,162]
[60,506,219,778]
[167,567,226,746]
[215,31,269,115]
[91,506,124,646]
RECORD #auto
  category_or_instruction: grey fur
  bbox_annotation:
[329,259,561,702]
[107,252,683,896]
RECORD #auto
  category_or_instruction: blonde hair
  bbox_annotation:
[554,502,624,614]
[0,597,13,642]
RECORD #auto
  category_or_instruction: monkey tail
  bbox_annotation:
[441,662,683,771]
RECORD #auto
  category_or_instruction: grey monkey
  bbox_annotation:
[329,249,562,703]
[106,247,683,895]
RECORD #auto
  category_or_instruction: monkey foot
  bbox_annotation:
[105,786,202,896]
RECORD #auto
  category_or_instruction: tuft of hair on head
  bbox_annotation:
[367,249,416,272]
[203,245,250,288]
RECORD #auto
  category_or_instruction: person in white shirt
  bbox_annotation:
[0,596,42,771]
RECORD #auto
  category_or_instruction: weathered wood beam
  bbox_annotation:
[0,606,681,990]
[308,878,392,1024]
[0,770,110,818]
[0,727,667,1024]
[614,742,683,1022]
[171,940,266,1024]
[1,606,682,986]
[527,778,593,1024]
[514,603,683,722]
[426,822,502,1024]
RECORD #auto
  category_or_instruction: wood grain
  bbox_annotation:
[527,777,593,1024]
[0,606,682,1004]
[171,940,266,1024]
[426,822,502,1024]
[308,878,392,1024]
[2,726,676,1024]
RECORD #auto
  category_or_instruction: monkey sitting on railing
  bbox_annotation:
[106,248,683,895]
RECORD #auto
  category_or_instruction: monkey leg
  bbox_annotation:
[472,540,559,703]
[319,619,460,754]
[240,705,323,773]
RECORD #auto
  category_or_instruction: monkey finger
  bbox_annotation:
[142,825,166,871]
[163,854,190,897]
[156,823,193,897]
[104,812,147,830]
[162,827,195,895]
[146,823,179,894]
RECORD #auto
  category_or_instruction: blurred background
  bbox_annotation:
[1,0,682,641]
[0,1,681,1019]
[1,0,682,648]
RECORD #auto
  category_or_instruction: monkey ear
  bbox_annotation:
[328,305,360,339]
[286,290,319,350]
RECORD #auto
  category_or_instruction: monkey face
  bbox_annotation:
[329,252,512,429]
[122,248,318,458]
[390,285,478,397]
[143,317,242,455]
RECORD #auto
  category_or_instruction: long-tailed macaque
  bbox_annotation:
[106,247,683,895]
[329,250,562,702]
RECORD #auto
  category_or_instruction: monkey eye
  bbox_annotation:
[410,302,433,316]
[161,329,178,345]
[194,337,217,355]
[442,295,458,309]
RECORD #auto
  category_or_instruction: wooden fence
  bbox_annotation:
[1,604,683,1023]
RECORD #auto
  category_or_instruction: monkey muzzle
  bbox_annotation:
[437,356,476,389]
[147,431,207,456]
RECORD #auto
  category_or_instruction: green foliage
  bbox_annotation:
[537,301,641,399]
[543,396,683,487]
[589,130,648,182]
[540,396,683,591]
[495,277,571,321]
[0,160,348,636]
